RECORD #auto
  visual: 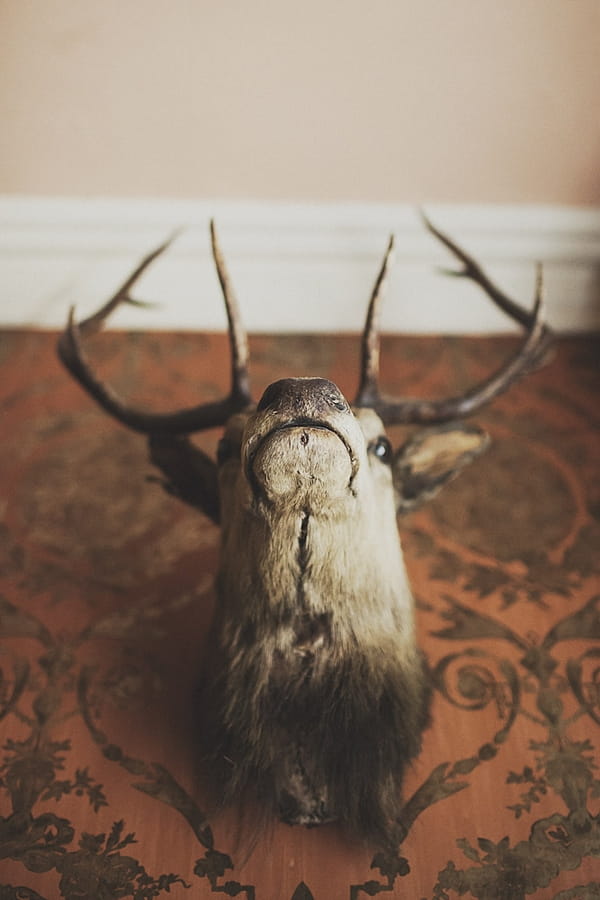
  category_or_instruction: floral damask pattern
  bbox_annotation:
[0,331,598,898]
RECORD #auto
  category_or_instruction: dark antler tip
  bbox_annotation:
[419,207,435,231]
[529,264,545,322]
[65,306,82,344]
[210,219,222,253]
[534,262,545,298]
[437,266,465,279]
[164,227,184,247]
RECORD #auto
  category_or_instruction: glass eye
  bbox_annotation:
[370,436,392,464]
[328,394,348,412]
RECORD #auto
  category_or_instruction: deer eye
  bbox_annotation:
[327,394,348,412]
[369,436,392,464]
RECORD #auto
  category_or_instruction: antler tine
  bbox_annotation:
[373,264,548,425]
[75,230,181,339]
[421,210,553,358]
[355,234,395,407]
[57,225,253,435]
[210,219,251,405]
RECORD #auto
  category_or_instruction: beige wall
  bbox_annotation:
[1,0,599,205]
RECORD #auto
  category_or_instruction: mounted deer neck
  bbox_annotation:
[57,214,551,848]
[219,375,415,665]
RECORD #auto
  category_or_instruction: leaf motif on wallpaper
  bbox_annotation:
[80,585,208,642]
[462,565,511,599]
[193,849,234,880]
[406,522,583,609]
[194,848,256,898]
[543,594,600,647]
[371,850,411,879]
[506,766,549,819]
[40,766,108,813]
[133,762,214,849]
[349,849,411,898]
[0,595,52,645]
[434,811,600,900]
[291,883,315,900]
[0,654,30,720]
[53,821,190,900]
[398,762,469,835]
[528,737,599,814]
[551,882,600,899]
[0,887,48,900]
[566,647,600,727]
[432,596,526,648]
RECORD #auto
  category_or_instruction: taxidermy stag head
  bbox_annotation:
[57,215,551,850]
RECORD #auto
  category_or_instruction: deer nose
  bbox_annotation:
[244,376,362,499]
[256,378,350,416]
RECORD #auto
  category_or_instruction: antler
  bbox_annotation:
[355,215,552,424]
[420,212,553,355]
[356,234,395,408]
[57,221,252,433]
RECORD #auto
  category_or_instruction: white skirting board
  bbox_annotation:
[1,196,599,333]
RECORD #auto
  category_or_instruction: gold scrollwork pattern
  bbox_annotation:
[0,332,598,898]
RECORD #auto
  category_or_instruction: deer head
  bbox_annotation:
[57,215,550,848]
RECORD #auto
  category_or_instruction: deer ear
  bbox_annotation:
[393,423,490,515]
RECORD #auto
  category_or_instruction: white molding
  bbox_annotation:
[1,196,599,333]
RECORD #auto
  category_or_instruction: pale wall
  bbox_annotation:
[1,0,599,204]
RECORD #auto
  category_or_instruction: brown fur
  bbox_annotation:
[195,378,430,848]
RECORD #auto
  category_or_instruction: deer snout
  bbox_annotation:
[256,377,350,417]
[251,426,354,504]
[242,377,363,504]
